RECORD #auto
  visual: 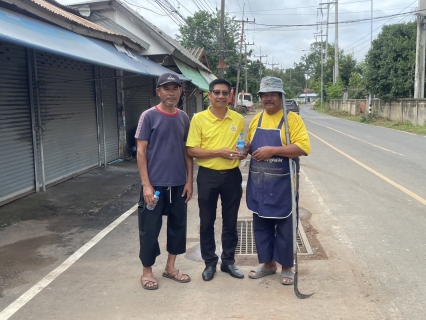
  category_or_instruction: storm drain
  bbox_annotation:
[236,220,313,255]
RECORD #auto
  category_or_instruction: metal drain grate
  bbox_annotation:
[236,220,312,255]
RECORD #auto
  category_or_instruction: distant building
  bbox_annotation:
[296,93,318,103]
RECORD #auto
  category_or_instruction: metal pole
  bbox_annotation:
[218,0,225,78]
[321,29,324,106]
[414,0,426,98]
[334,0,339,83]
[325,1,330,61]
[371,0,373,46]
[281,92,314,299]
[234,7,245,109]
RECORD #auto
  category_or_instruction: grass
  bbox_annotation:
[314,103,426,136]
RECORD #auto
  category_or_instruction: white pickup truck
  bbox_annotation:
[236,92,253,114]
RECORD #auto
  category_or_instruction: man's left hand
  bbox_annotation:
[252,146,274,162]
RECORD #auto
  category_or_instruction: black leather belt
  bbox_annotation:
[199,166,239,174]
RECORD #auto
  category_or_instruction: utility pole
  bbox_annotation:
[244,42,254,92]
[254,47,267,83]
[267,57,279,76]
[369,0,373,114]
[320,2,331,60]
[334,0,339,83]
[414,0,426,98]
[326,2,330,60]
[234,11,254,109]
[217,0,226,78]
[321,29,324,106]
[371,0,373,46]
[314,30,325,107]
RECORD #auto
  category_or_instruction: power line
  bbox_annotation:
[344,0,416,52]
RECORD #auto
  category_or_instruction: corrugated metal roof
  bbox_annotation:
[29,0,123,36]
[0,7,189,79]
[199,69,217,85]
[112,0,212,72]
[174,58,209,92]
[89,12,150,50]
[188,48,203,60]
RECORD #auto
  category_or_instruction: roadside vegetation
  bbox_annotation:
[314,103,426,136]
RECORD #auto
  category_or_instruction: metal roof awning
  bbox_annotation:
[0,7,184,78]
[174,58,210,92]
[199,69,217,86]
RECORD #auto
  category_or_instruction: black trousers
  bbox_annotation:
[138,185,187,267]
[197,166,243,266]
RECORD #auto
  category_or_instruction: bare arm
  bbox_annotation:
[251,144,306,162]
[182,151,193,203]
[186,147,240,160]
[136,139,155,207]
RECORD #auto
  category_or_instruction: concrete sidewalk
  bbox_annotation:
[0,159,388,319]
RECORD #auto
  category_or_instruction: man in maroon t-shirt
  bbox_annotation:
[135,73,193,290]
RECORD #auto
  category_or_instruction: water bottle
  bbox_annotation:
[237,132,245,154]
[146,191,160,210]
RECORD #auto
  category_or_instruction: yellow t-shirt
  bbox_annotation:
[186,106,244,170]
[247,110,311,155]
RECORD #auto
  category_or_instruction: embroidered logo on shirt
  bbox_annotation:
[230,124,236,132]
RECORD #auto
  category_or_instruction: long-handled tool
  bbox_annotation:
[282,97,314,299]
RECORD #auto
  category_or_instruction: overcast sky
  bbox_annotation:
[59,0,418,70]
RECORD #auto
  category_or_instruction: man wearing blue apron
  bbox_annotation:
[246,77,311,285]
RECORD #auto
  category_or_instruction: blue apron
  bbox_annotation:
[246,112,295,219]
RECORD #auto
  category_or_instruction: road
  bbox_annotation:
[0,104,425,319]
[300,104,426,318]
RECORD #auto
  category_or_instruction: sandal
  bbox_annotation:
[281,271,294,286]
[141,276,158,290]
[162,270,191,283]
[248,265,277,279]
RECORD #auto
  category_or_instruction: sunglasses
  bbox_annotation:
[210,90,230,97]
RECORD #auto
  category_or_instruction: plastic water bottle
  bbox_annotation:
[146,191,160,210]
[237,132,245,154]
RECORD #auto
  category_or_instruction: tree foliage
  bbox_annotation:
[176,11,242,89]
[364,21,417,101]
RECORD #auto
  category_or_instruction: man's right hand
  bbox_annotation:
[143,184,156,208]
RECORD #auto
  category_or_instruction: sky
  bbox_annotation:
[59,0,419,70]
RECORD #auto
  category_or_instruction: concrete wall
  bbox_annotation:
[330,99,426,126]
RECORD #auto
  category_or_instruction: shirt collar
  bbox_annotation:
[208,106,231,122]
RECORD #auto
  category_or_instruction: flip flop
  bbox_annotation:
[162,270,191,283]
[141,276,158,290]
[281,271,294,286]
[248,265,277,279]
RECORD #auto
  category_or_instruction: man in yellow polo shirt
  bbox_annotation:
[246,76,311,286]
[187,78,245,281]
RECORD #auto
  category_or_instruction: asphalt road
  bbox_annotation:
[300,104,426,319]
[1,104,425,319]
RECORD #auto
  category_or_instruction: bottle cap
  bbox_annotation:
[154,191,160,196]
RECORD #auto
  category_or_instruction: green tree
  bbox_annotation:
[176,11,240,88]
[364,21,417,101]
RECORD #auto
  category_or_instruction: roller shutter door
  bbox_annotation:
[0,42,35,205]
[35,52,98,185]
[123,73,153,149]
[99,67,119,164]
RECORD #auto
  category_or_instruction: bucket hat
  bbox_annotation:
[157,72,182,87]
[257,76,286,95]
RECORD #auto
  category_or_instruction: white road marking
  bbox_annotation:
[307,120,405,156]
[0,204,138,320]
[309,132,426,207]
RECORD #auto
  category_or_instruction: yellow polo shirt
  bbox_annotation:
[186,106,244,170]
[247,110,311,155]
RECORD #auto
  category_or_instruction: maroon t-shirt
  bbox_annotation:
[135,106,189,186]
